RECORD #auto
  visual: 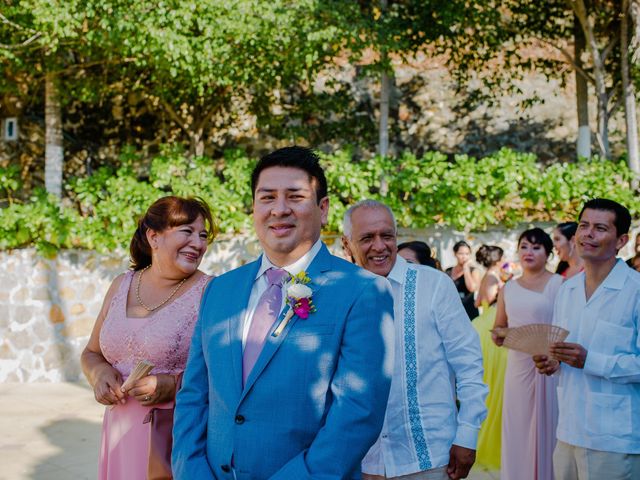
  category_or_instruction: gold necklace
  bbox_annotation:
[136,265,187,312]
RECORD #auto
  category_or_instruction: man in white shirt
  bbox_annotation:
[535,198,640,480]
[341,200,488,480]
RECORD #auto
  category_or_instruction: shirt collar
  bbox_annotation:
[567,257,629,291]
[256,238,323,280]
[600,258,631,291]
[387,256,408,285]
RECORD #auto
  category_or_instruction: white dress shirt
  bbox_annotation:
[242,239,322,347]
[362,257,488,477]
[554,259,640,454]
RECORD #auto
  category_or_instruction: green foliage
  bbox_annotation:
[0,165,22,202]
[1,147,638,254]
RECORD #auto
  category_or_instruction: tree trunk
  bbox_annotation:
[378,0,389,160]
[379,69,390,158]
[190,131,205,157]
[45,73,63,198]
[622,0,640,174]
[575,14,591,159]
[571,0,611,157]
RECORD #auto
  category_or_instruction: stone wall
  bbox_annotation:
[2,225,638,383]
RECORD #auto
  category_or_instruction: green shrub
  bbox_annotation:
[1,147,638,255]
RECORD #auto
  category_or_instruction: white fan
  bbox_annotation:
[492,324,569,356]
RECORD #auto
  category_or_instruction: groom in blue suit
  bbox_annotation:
[172,146,394,479]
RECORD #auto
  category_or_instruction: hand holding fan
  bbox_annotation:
[120,359,154,392]
[491,324,569,356]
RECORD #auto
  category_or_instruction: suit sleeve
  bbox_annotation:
[433,275,488,449]
[172,280,216,479]
[270,275,395,479]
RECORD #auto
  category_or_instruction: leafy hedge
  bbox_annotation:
[1,147,638,256]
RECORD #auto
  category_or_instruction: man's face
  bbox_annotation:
[635,234,640,254]
[576,208,628,262]
[253,166,328,266]
[342,206,397,277]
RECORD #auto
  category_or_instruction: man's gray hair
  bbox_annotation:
[342,199,397,239]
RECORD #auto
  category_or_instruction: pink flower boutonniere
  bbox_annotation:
[272,271,316,337]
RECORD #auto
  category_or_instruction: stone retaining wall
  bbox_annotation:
[2,225,638,382]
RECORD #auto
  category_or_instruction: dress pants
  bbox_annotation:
[554,440,640,480]
[362,466,448,480]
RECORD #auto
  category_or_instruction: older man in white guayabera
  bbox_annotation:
[342,200,488,480]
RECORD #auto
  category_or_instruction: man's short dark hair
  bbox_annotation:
[251,146,328,204]
[578,198,631,236]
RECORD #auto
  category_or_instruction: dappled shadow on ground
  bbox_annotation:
[31,417,101,480]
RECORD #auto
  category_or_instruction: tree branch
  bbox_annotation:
[532,34,595,84]
[0,12,39,33]
[50,57,137,76]
[0,32,42,50]
[602,36,620,63]
[607,84,624,117]
[154,96,190,132]
[630,0,640,62]
[567,0,608,94]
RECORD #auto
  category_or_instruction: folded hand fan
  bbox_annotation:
[121,359,154,391]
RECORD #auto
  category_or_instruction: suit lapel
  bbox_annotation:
[230,258,262,395]
[240,244,334,401]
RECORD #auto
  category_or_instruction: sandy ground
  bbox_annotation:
[0,382,499,480]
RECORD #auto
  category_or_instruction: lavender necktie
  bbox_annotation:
[243,268,289,386]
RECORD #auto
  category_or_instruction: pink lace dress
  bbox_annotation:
[98,270,209,480]
[501,274,563,480]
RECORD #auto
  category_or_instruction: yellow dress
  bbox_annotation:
[472,304,508,470]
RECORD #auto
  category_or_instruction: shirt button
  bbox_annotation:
[221,465,231,472]
[235,414,245,424]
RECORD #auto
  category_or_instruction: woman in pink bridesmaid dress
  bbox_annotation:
[81,196,215,479]
[493,228,563,480]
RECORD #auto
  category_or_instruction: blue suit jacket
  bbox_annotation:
[172,244,394,480]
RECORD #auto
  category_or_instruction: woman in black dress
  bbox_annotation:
[446,240,481,319]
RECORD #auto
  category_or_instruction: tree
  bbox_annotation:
[622,0,640,174]
[444,1,638,165]
[322,0,466,156]
[1,0,345,187]
[575,13,591,159]
[110,0,344,157]
[568,0,618,158]
[1,1,139,196]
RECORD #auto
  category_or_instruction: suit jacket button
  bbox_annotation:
[235,414,245,424]
[221,465,231,472]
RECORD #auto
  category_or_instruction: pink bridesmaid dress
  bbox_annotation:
[500,274,563,480]
[97,271,209,480]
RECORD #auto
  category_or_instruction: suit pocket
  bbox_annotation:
[585,392,631,437]
[288,323,335,337]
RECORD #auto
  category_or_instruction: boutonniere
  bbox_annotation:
[272,271,316,337]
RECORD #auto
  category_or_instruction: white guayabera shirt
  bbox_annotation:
[554,259,640,454]
[362,256,488,477]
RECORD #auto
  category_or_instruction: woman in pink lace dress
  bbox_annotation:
[493,228,563,480]
[81,196,215,480]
